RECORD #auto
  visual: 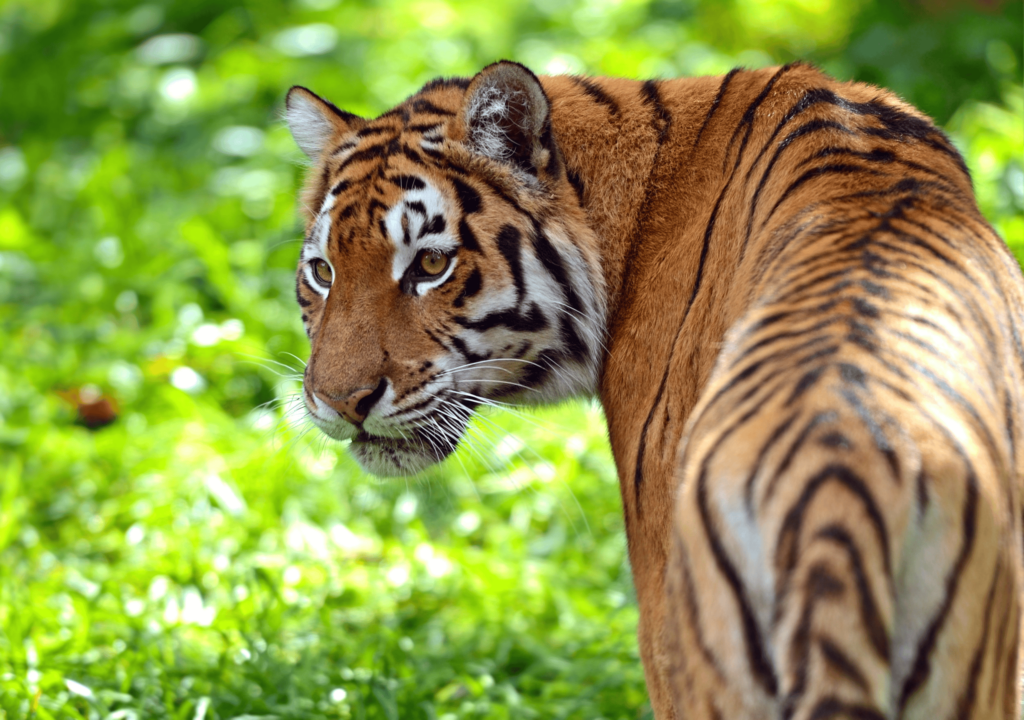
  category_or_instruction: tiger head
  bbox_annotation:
[285,62,606,476]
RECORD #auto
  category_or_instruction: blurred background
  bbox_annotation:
[0,0,1020,717]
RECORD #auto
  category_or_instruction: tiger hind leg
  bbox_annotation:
[665,375,1021,719]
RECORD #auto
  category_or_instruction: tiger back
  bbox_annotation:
[285,61,1024,719]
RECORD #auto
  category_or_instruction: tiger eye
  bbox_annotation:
[312,258,333,286]
[419,251,448,276]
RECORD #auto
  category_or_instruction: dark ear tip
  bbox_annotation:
[285,85,310,109]
[476,60,542,84]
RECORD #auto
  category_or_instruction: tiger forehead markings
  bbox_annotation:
[286,61,1024,719]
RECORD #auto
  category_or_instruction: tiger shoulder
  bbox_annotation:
[285,61,1024,719]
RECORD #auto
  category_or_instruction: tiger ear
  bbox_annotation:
[285,86,364,159]
[460,61,555,178]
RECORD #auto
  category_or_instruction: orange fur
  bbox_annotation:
[287,62,1024,718]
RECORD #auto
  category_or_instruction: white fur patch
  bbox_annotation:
[299,193,336,298]
[286,92,336,159]
[385,180,458,294]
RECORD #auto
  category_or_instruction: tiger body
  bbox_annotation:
[286,62,1024,719]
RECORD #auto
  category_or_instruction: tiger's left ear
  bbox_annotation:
[285,86,365,159]
[459,61,557,179]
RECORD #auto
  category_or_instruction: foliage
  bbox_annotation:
[0,0,1020,718]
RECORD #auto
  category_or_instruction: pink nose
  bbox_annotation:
[316,380,386,424]
[336,387,375,424]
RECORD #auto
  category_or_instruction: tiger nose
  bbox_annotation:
[321,379,386,424]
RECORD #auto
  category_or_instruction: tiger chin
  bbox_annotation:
[286,61,1024,719]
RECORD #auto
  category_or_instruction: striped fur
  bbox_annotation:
[286,62,1024,718]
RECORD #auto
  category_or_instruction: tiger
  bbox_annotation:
[285,60,1024,719]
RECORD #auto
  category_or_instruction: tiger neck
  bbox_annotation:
[543,73,734,327]
[542,69,774,519]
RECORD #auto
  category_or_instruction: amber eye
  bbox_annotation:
[418,250,449,276]
[311,258,333,287]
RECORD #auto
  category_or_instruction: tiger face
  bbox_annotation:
[286,63,606,476]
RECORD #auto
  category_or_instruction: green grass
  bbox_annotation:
[1,396,648,719]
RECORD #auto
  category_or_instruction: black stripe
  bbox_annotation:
[683,337,838,456]
[897,461,974,711]
[736,318,836,362]
[417,76,471,93]
[495,224,524,303]
[775,465,894,620]
[443,158,524,215]
[389,174,425,191]
[835,387,899,486]
[452,267,481,308]
[331,140,359,156]
[457,218,480,253]
[744,86,846,181]
[330,180,351,195]
[671,535,728,680]
[694,68,740,147]
[799,147,957,193]
[531,230,583,314]
[761,411,837,506]
[764,164,883,228]
[336,143,389,173]
[518,348,558,389]
[881,325,994,411]
[743,410,800,511]
[453,304,548,334]
[408,122,442,133]
[366,197,388,223]
[724,63,800,173]
[539,120,560,179]
[744,120,854,252]
[531,231,589,362]
[818,637,870,693]
[419,215,445,238]
[640,79,671,143]
[411,98,455,116]
[557,316,588,363]
[898,216,996,299]
[357,125,393,138]
[697,460,779,695]
[447,333,488,363]
[954,560,1002,718]
[295,284,313,307]
[786,366,827,406]
[718,335,837,407]
[619,78,674,311]
[814,525,890,661]
[634,369,670,508]
[687,188,724,312]
[565,166,585,206]
[877,344,1001,462]
[420,145,444,160]
[450,176,481,214]
[570,76,619,115]
[804,697,886,720]
[782,562,846,719]
[299,276,321,299]
[336,204,356,222]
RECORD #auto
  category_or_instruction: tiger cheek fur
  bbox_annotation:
[286,62,1024,718]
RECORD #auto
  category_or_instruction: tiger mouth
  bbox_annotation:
[352,429,456,460]
[347,427,460,477]
[353,431,420,451]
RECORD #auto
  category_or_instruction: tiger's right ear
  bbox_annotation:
[285,86,365,159]
[459,61,555,179]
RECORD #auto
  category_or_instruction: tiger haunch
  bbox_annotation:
[286,62,1024,718]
